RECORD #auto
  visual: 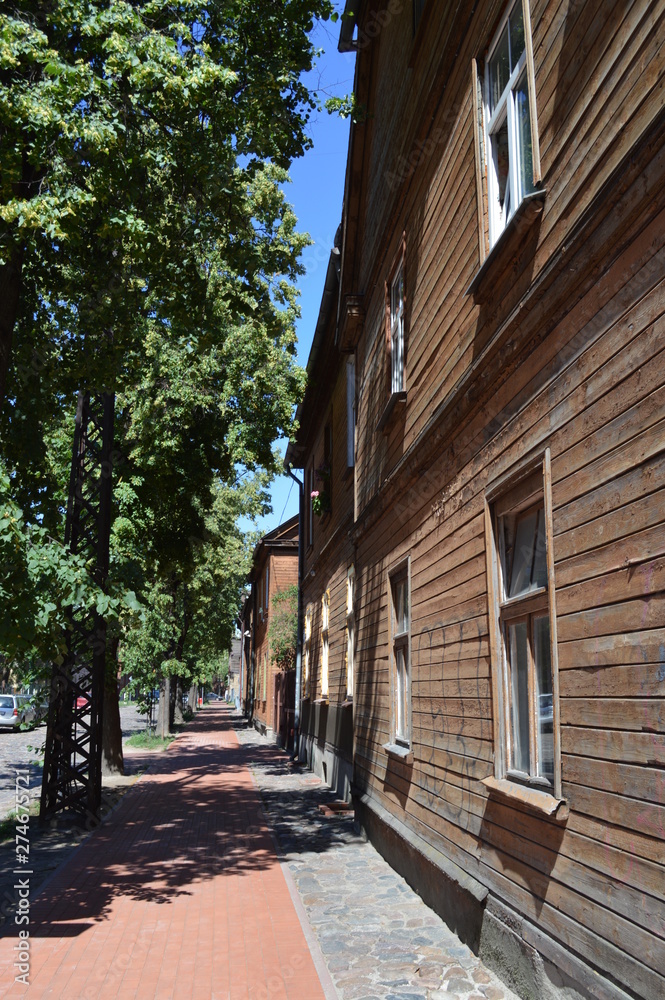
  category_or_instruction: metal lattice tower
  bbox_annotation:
[40,392,114,825]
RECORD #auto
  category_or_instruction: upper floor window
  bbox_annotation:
[390,264,405,394]
[485,454,560,799]
[483,0,536,246]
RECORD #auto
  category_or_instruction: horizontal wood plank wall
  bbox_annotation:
[351,0,665,997]
[300,325,355,755]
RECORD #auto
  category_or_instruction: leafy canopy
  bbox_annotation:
[0,0,337,677]
[0,0,334,397]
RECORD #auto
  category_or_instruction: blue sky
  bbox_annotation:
[238,12,355,536]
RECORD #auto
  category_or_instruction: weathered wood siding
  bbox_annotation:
[346,1,665,996]
[300,319,356,775]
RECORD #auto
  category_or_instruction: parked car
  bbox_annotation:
[0,695,35,729]
[75,695,90,710]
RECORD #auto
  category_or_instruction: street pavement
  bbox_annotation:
[0,704,147,821]
[0,705,519,1000]
[235,719,518,1000]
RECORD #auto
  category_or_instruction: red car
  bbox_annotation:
[75,695,90,709]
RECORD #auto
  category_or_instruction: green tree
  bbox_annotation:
[268,584,298,672]
[0,0,333,402]
[0,0,337,773]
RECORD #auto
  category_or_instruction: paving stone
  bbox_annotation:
[235,718,521,1000]
[446,979,474,993]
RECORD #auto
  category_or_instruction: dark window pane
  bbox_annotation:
[532,507,547,589]
[413,0,427,33]
[509,621,530,773]
[509,509,537,597]
[509,2,525,69]
[515,71,534,199]
[534,615,553,782]
[489,24,510,112]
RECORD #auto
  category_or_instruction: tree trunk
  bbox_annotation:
[173,676,184,726]
[102,637,124,775]
[168,676,176,731]
[157,674,171,738]
[188,682,198,712]
[0,245,24,406]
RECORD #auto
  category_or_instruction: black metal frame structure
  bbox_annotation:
[40,392,114,824]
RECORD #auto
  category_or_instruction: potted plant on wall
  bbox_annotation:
[311,461,331,516]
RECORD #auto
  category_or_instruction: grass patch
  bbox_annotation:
[0,799,40,843]
[124,731,176,750]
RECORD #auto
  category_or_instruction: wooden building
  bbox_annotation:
[292,2,665,998]
[242,515,299,745]
[286,243,357,799]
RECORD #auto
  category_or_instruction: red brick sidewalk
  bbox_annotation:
[0,706,329,1000]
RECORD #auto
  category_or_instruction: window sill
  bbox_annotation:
[466,189,547,298]
[481,776,568,822]
[313,697,329,705]
[377,391,407,432]
[382,742,413,764]
[342,696,353,708]
[342,465,354,482]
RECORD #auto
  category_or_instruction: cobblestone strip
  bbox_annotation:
[235,720,520,1000]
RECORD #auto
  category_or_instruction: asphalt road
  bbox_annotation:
[0,703,148,820]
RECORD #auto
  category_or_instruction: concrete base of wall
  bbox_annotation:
[355,791,635,1000]
[297,732,353,802]
[252,718,269,738]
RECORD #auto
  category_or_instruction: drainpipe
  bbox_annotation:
[286,465,304,758]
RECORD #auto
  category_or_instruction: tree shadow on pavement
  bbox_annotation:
[0,707,359,937]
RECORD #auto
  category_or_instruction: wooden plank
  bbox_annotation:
[554,486,665,563]
[561,726,665,767]
[563,754,665,806]
[560,661,665,699]
[566,783,665,841]
[557,628,665,670]
[561,698,665,732]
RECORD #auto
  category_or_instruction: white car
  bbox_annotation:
[0,695,35,729]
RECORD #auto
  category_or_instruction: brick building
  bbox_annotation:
[242,515,299,746]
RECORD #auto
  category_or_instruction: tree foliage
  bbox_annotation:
[0,1,334,704]
[267,584,298,672]
[0,0,334,400]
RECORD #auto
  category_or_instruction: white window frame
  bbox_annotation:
[263,651,268,702]
[304,605,312,699]
[483,0,537,247]
[389,559,411,748]
[390,264,405,394]
[264,566,269,612]
[346,566,355,699]
[484,451,562,802]
[321,590,330,699]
